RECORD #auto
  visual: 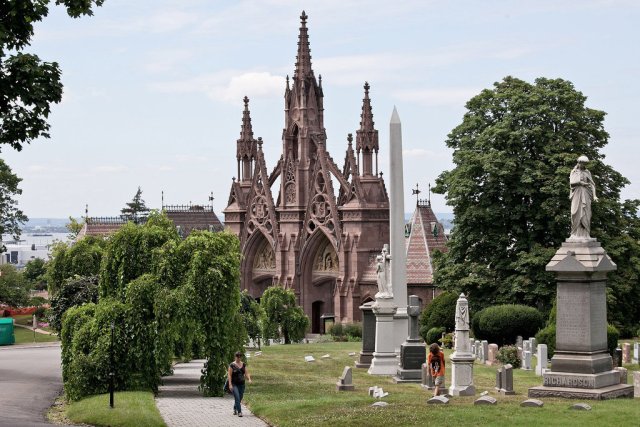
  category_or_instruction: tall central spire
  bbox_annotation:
[356,82,379,176]
[294,10,313,79]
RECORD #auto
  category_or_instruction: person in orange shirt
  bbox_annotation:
[427,343,446,396]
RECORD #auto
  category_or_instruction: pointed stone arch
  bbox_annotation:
[241,229,276,299]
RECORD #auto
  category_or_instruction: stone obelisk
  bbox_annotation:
[389,107,409,352]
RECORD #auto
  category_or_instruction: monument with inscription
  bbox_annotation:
[393,295,427,382]
[529,156,633,399]
[448,293,476,396]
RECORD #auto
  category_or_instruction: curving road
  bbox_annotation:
[0,344,62,427]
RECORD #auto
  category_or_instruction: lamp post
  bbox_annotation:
[109,320,115,408]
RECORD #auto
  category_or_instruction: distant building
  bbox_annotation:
[76,203,224,240]
[0,240,50,268]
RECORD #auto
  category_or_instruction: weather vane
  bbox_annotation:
[412,183,421,206]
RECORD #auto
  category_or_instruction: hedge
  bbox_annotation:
[472,304,544,346]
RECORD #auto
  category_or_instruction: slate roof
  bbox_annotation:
[405,201,448,285]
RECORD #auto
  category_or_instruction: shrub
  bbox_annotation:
[607,324,620,355]
[497,345,521,368]
[49,275,98,333]
[440,332,454,349]
[343,323,362,339]
[330,323,344,337]
[426,327,446,345]
[473,304,544,346]
[535,324,556,358]
[419,291,458,341]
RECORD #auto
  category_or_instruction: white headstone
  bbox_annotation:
[633,342,639,364]
[474,396,497,405]
[522,350,532,370]
[321,354,331,359]
[305,355,315,362]
[529,337,537,354]
[371,401,389,407]
[521,399,544,407]
[427,396,449,404]
[535,344,548,376]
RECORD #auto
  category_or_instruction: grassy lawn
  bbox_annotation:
[12,325,59,344]
[66,391,166,427]
[245,341,639,427]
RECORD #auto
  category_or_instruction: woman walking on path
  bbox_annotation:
[228,351,252,417]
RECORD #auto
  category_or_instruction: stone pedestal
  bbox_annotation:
[529,239,634,399]
[355,302,376,368]
[368,299,399,375]
[449,293,476,396]
[394,295,426,383]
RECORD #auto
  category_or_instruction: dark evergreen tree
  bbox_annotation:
[120,187,150,224]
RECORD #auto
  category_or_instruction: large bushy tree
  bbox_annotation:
[0,159,27,245]
[433,76,640,332]
[47,235,106,295]
[261,285,310,344]
[0,264,29,307]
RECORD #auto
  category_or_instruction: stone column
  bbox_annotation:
[394,295,426,382]
[529,238,634,399]
[356,301,376,368]
[389,107,409,352]
[368,298,398,375]
[449,293,476,396]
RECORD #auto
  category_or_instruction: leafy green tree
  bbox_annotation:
[120,187,150,224]
[433,77,640,329]
[260,285,310,344]
[0,159,27,246]
[418,291,458,341]
[240,291,263,349]
[99,211,178,299]
[48,275,98,333]
[66,216,84,240]
[23,257,47,289]
[0,0,105,151]
[0,264,29,307]
[47,235,106,295]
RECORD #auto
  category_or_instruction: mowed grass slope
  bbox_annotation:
[244,341,639,427]
[12,325,59,344]
[66,391,166,427]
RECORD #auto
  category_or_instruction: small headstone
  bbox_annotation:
[486,344,499,366]
[371,401,389,407]
[246,353,251,358]
[427,395,450,404]
[305,355,315,362]
[615,347,623,367]
[348,352,356,356]
[474,396,497,405]
[622,343,631,364]
[480,340,489,364]
[254,351,262,356]
[522,351,532,371]
[516,336,523,349]
[322,354,331,359]
[535,344,548,376]
[633,342,639,364]
[336,366,355,391]
[529,337,537,354]
[480,390,488,396]
[495,367,503,391]
[475,340,481,359]
[500,364,515,395]
[523,340,532,355]
[633,371,640,397]
[520,399,544,407]
[421,363,434,390]
[570,403,592,411]
[616,366,628,384]
[368,386,378,397]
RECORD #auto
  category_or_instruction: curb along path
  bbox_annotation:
[156,359,268,427]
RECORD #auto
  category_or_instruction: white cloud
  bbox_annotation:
[94,165,128,173]
[393,87,481,107]
[149,70,284,103]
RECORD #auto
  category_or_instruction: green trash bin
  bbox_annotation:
[0,317,15,345]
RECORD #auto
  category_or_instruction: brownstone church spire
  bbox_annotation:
[237,96,257,182]
[294,11,313,79]
[356,82,379,176]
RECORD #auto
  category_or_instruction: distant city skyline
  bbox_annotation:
[3,0,639,218]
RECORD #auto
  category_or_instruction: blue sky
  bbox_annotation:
[3,0,639,218]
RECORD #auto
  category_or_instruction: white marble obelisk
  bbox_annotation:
[449,293,476,396]
[389,107,409,352]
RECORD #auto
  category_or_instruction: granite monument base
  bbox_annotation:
[355,351,373,369]
[368,299,398,376]
[529,383,633,400]
[449,356,476,396]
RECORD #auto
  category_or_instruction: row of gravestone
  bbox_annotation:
[621,341,639,364]
[467,337,549,377]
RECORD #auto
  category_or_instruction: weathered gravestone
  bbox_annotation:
[394,295,426,383]
[495,367,503,391]
[520,399,543,407]
[336,366,354,391]
[449,293,476,396]
[370,401,388,407]
[529,337,537,354]
[486,344,499,366]
[522,351,532,371]
[570,403,592,411]
[427,395,449,404]
[535,344,548,376]
[500,364,515,395]
[474,396,497,405]
[356,301,376,368]
[529,156,633,399]
[421,363,434,390]
[474,340,481,360]
[516,336,523,349]
[615,367,628,385]
[634,371,640,397]
[304,355,315,362]
[622,343,631,364]
[633,342,639,364]
[480,341,489,364]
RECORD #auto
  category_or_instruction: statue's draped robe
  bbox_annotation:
[570,168,595,238]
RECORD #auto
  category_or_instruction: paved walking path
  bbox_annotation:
[156,359,268,427]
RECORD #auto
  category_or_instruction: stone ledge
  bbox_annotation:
[528,383,633,400]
